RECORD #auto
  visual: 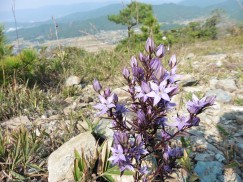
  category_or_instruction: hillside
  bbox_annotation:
[5,0,243,43]
[179,0,226,7]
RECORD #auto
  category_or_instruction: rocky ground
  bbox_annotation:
[1,44,243,181]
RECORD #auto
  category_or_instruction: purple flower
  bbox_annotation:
[164,165,172,173]
[131,135,148,161]
[147,81,176,106]
[161,131,170,140]
[187,95,216,114]
[93,79,102,92]
[132,67,145,81]
[156,117,167,126]
[109,145,126,164]
[191,116,200,126]
[169,147,183,158]
[145,37,155,54]
[166,67,180,84]
[158,100,176,111]
[155,44,165,58]
[139,166,149,175]
[135,81,151,102]
[93,94,115,116]
[122,67,130,79]
[114,104,128,118]
[166,115,190,131]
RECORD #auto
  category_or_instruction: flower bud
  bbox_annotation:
[150,58,161,70]
[93,79,102,92]
[113,93,118,103]
[122,68,130,79]
[145,37,155,54]
[130,56,138,67]
[169,54,177,68]
[155,44,165,58]
[104,88,111,97]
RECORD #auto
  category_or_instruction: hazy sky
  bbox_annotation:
[0,0,181,11]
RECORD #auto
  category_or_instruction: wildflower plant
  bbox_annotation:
[93,38,215,181]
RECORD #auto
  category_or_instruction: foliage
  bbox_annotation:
[0,127,46,181]
[93,38,215,181]
[163,12,222,46]
[0,25,12,59]
[0,49,38,85]
[0,83,53,121]
[108,2,153,38]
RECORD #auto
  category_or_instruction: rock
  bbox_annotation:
[202,54,227,62]
[112,175,133,182]
[186,53,195,59]
[215,60,223,67]
[93,119,114,140]
[63,102,77,115]
[48,132,96,182]
[195,153,215,161]
[215,154,226,163]
[235,143,243,158]
[235,113,243,125]
[1,116,31,129]
[215,79,237,92]
[221,112,236,120]
[235,89,243,99]
[228,106,243,112]
[223,168,242,182]
[180,74,198,87]
[194,161,223,182]
[206,89,232,103]
[209,79,218,90]
[183,86,207,93]
[65,76,81,87]
[113,86,130,98]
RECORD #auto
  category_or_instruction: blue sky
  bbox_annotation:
[0,0,181,11]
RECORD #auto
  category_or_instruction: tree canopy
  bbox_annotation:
[108,2,153,37]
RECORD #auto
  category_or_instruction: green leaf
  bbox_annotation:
[188,173,200,182]
[104,166,133,176]
[224,161,239,168]
[10,171,25,180]
[102,174,115,182]
[73,159,82,181]
[74,149,81,160]
[27,163,44,172]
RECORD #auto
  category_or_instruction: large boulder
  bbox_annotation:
[48,132,96,182]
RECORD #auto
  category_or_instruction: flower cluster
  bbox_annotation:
[93,38,215,181]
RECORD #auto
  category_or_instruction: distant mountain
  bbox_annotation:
[153,3,206,22]
[57,4,123,23]
[179,0,227,7]
[0,2,115,22]
[5,0,243,42]
[208,0,243,20]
